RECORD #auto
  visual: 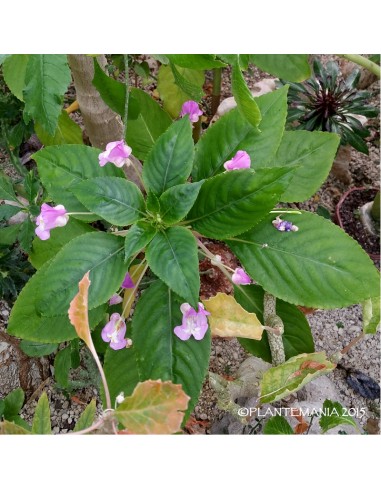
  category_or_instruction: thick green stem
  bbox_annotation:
[123,54,130,134]
[337,54,380,78]
[263,293,285,366]
[211,67,222,116]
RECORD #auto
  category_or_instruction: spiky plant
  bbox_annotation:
[280,58,379,154]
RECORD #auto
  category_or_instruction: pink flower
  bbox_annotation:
[35,204,69,240]
[272,216,299,232]
[121,273,135,289]
[99,140,132,167]
[232,267,252,285]
[223,150,251,171]
[101,313,128,350]
[179,100,203,123]
[109,294,123,305]
[174,302,210,341]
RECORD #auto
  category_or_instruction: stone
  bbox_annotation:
[297,375,339,404]
[216,78,277,117]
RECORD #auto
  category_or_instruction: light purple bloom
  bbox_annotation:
[179,100,203,123]
[101,313,127,350]
[122,273,135,289]
[223,150,251,171]
[35,203,69,240]
[232,267,252,285]
[99,140,132,167]
[272,216,299,232]
[109,294,123,305]
[174,302,210,341]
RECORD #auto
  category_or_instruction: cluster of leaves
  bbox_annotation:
[263,399,359,435]
[280,58,379,154]
[1,54,380,433]
[0,242,34,302]
[0,170,42,252]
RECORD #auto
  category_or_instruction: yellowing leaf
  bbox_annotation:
[259,352,336,404]
[122,262,147,318]
[114,380,190,434]
[68,271,92,348]
[204,292,264,340]
[0,421,31,435]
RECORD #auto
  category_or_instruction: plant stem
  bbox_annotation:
[263,293,285,366]
[337,54,381,78]
[123,54,130,134]
[371,190,380,222]
[211,68,222,116]
[192,118,202,143]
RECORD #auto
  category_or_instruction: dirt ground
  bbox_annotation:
[1,55,379,434]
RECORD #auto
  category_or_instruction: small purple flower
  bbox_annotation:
[232,267,252,285]
[272,216,299,232]
[101,313,127,350]
[223,150,251,171]
[121,273,135,289]
[174,302,210,341]
[109,294,123,305]
[35,203,69,240]
[99,140,132,167]
[179,100,203,123]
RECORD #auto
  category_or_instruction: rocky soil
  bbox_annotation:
[1,55,379,434]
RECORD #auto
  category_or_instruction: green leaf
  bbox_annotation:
[235,284,314,363]
[2,54,30,100]
[157,64,204,118]
[0,400,4,417]
[18,217,35,253]
[0,205,21,220]
[166,54,226,69]
[0,54,11,66]
[159,181,203,225]
[54,346,71,388]
[124,221,157,261]
[263,416,294,435]
[31,393,51,434]
[269,131,340,202]
[70,339,81,369]
[35,110,83,146]
[146,227,200,307]
[192,86,289,181]
[0,172,17,201]
[73,399,97,432]
[227,211,380,308]
[218,54,249,70]
[73,177,145,226]
[19,340,58,357]
[23,55,71,135]
[362,297,380,334]
[142,117,194,195]
[38,233,125,316]
[259,352,336,404]
[29,218,94,269]
[319,399,358,433]
[0,224,21,245]
[92,58,125,115]
[8,234,123,342]
[169,62,204,101]
[187,167,295,239]
[4,388,25,418]
[126,88,172,160]
[34,144,124,221]
[250,55,311,82]
[231,61,261,128]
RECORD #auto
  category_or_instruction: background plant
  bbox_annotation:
[279,58,379,154]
